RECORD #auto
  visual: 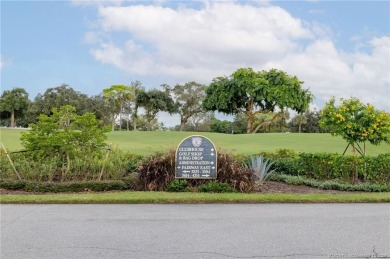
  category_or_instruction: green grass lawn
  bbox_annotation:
[0,128,27,151]
[1,128,389,155]
[1,191,390,204]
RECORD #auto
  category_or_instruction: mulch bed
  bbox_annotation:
[0,181,347,195]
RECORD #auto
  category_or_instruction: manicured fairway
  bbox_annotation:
[1,128,389,155]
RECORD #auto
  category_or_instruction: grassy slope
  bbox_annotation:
[1,191,390,204]
[1,128,389,155]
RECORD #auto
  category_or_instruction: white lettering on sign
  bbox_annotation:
[179,160,211,165]
[178,147,204,152]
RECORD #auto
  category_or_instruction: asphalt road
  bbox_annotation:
[1,204,389,259]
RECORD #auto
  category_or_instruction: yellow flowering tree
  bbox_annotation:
[319,97,390,156]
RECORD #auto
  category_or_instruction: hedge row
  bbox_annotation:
[0,180,129,193]
[268,174,390,192]
[236,151,390,184]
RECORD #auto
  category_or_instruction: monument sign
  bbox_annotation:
[175,135,217,179]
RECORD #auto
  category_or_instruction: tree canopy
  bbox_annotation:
[0,87,29,127]
[103,84,134,131]
[136,89,177,131]
[319,97,390,156]
[29,84,89,118]
[129,81,145,131]
[164,81,206,131]
[203,68,313,133]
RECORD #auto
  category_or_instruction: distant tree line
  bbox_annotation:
[0,67,362,134]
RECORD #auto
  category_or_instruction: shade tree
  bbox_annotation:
[29,84,89,120]
[203,68,313,133]
[0,87,29,127]
[163,81,206,131]
[129,81,145,131]
[136,89,177,131]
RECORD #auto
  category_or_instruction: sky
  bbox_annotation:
[1,0,390,127]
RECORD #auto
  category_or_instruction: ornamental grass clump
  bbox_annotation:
[137,150,176,191]
[216,151,255,192]
[137,149,255,193]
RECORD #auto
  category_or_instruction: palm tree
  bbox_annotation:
[293,114,308,133]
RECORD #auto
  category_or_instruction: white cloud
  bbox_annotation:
[82,31,102,44]
[84,2,390,112]
[0,56,3,70]
[89,2,313,81]
[91,40,154,74]
[268,36,390,111]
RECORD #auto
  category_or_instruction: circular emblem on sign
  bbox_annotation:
[191,137,202,147]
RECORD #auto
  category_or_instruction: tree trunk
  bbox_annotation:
[133,111,137,131]
[246,100,255,134]
[180,120,186,131]
[179,115,188,131]
[351,143,357,184]
[10,110,15,127]
[364,142,366,156]
[111,116,115,131]
[147,120,151,131]
[133,103,138,131]
[118,109,122,131]
[298,123,302,133]
[246,119,251,133]
[252,124,261,134]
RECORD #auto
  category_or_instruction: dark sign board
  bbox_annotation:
[175,135,217,179]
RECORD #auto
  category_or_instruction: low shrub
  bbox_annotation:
[167,179,188,192]
[233,149,297,164]
[298,153,340,180]
[122,172,141,190]
[264,149,297,158]
[198,181,237,193]
[0,180,127,193]
[269,157,301,176]
[363,154,390,184]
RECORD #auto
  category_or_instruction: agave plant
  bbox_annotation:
[248,155,275,183]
